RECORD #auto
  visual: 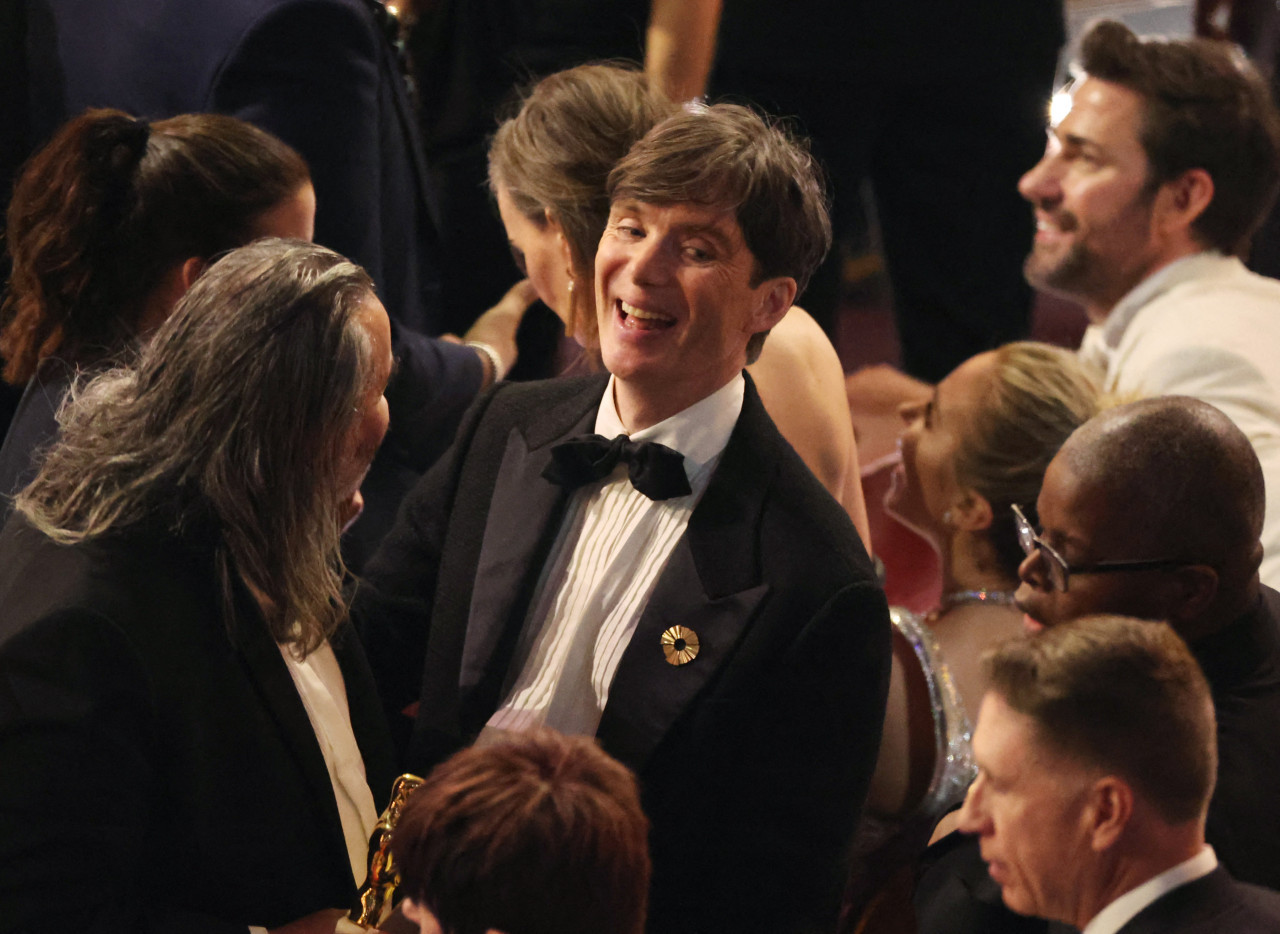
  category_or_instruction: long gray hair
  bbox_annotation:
[16,239,377,654]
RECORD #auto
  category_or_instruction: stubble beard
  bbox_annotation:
[1022,229,1096,304]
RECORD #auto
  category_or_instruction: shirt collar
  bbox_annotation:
[594,373,745,482]
[1082,846,1217,934]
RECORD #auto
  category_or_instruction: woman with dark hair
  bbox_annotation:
[487,63,872,543]
[0,239,395,933]
[0,107,314,508]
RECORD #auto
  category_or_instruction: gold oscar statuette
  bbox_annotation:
[349,773,424,930]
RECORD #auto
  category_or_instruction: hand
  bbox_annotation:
[462,279,539,381]
[267,908,349,934]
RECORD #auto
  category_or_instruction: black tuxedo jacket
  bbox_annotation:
[0,515,397,933]
[356,374,893,934]
[1116,867,1280,933]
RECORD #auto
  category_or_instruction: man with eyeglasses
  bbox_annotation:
[1012,396,1280,893]
[916,395,1280,934]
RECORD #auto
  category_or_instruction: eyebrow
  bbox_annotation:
[1053,127,1104,158]
[610,201,739,250]
[684,223,736,251]
[1041,524,1089,557]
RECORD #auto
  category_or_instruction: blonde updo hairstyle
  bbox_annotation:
[953,342,1105,577]
[487,63,677,343]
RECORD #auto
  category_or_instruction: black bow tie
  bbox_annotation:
[543,434,692,501]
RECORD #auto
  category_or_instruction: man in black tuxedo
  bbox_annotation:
[357,104,892,934]
[958,614,1280,933]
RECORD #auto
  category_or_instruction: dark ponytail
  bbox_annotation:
[1,108,309,384]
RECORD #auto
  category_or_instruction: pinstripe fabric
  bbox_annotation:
[482,375,744,737]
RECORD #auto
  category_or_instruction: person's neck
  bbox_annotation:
[1083,245,1208,325]
[939,530,1018,603]
[612,374,734,433]
[1073,827,1206,931]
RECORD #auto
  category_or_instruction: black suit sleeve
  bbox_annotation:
[352,384,503,734]
[0,610,247,934]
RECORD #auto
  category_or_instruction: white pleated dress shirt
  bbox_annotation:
[480,373,744,740]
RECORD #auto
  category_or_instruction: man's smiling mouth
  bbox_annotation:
[618,299,676,330]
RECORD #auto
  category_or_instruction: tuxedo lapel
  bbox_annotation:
[597,378,777,770]
[456,380,603,716]
[233,594,351,882]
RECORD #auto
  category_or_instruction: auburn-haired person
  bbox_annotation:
[392,731,650,934]
[1,108,312,384]
[0,108,313,516]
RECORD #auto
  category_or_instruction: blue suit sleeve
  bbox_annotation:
[205,0,483,464]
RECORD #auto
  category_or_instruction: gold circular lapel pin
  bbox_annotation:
[660,625,700,666]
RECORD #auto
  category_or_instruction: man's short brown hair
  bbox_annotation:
[986,615,1216,824]
[390,731,650,934]
[1079,19,1280,255]
[607,103,832,362]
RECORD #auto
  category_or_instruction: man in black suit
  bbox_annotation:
[356,104,892,934]
[914,396,1280,934]
[0,240,397,933]
[959,614,1280,933]
[1014,396,1280,890]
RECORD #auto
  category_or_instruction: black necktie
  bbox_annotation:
[543,434,692,501]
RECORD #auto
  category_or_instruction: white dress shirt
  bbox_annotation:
[1077,252,1280,588]
[1082,846,1218,934]
[248,640,380,934]
[481,373,745,739]
[277,640,379,884]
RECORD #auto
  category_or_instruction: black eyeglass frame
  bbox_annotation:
[1010,503,1193,593]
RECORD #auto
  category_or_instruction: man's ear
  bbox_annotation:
[1086,775,1133,853]
[1155,168,1214,237]
[179,256,207,291]
[1164,564,1220,630]
[951,489,995,533]
[749,276,798,333]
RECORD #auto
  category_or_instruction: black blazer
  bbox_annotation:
[1117,867,1280,933]
[356,374,893,934]
[914,587,1280,934]
[0,515,396,933]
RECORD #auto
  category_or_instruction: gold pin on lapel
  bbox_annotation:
[660,625,700,666]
